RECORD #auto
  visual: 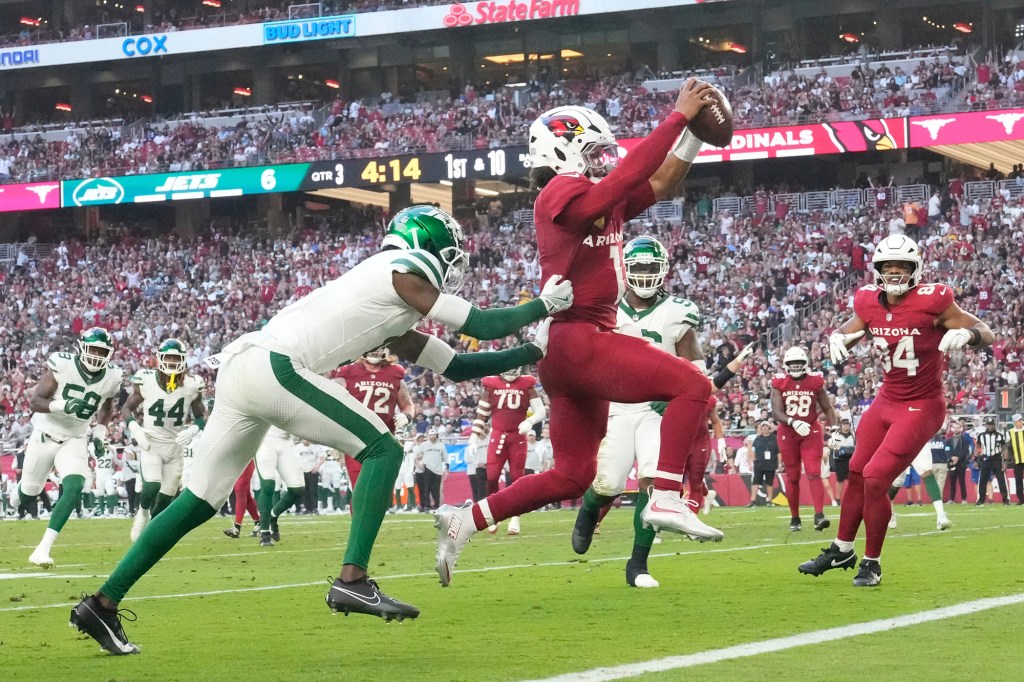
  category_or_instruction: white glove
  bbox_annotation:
[717,438,727,459]
[735,343,755,363]
[827,430,845,450]
[538,275,574,313]
[828,330,865,364]
[467,433,480,450]
[175,424,200,447]
[530,317,552,357]
[518,420,534,436]
[128,420,151,451]
[938,328,972,353]
[791,419,811,437]
[394,413,410,431]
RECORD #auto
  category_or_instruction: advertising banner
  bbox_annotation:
[60,165,307,207]
[908,108,1024,146]
[0,182,62,212]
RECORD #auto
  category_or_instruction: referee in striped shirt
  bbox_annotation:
[1009,413,1024,505]
[975,417,1010,505]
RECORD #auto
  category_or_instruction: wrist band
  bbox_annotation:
[672,129,704,163]
[968,328,982,346]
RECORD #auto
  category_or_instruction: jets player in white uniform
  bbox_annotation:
[121,339,206,542]
[254,427,305,546]
[20,328,122,567]
[93,441,120,517]
[72,204,573,653]
[570,236,739,588]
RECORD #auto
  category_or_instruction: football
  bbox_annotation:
[688,86,734,148]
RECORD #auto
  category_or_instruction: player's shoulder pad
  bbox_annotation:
[914,282,954,312]
[45,352,65,371]
[668,296,701,326]
[523,375,538,389]
[107,365,125,383]
[131,369,151,385]
[771,372,788,383]
[389,248,444,291]
[482,375,498,388]
[186,374,205,392]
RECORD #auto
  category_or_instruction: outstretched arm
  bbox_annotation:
[389,330,543,383]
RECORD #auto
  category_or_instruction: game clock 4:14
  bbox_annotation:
[359,157,422,184]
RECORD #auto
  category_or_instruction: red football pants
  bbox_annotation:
[487,430,527,495]
[778,423,826,516]
[476,321,711,529]
[232,459,260,526]
[837,393,945,558]
[685,424,711,507]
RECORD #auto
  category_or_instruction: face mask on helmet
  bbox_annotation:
[783,347,809,379]
[527,106,618,178]
[501,368,522,382]
[624,236,669,298]
[157,340,188,375]
[79,328,114,373]
[363,348,389,365]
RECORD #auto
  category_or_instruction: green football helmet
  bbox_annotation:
[383,205,468,294]
[157,338,188,375]
[624,235,670,298]
[79,327,114,373]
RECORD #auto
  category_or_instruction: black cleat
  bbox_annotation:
[270,516,281,542]
[625,559,659,588]
[798,543,858,576]
[224,526,240,539]
[259,532,274,547]
[571,506,601,555]
[852,559,882,587]
[789,517,802,532]
[70,594,140,656]
[814,513,831,532]
[325,577,420,622]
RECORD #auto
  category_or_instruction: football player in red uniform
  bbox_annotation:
[334,348,414,501]
[770,347,838,532]
[800,235,993,587]
[435,79,719,586]
[469,368,546,535]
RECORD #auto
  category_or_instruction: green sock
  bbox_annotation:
[258,479,275,532]
[924,475,943,502]
[100,490,216,602]
[633,489,656,548]
[343,434,403,569]
[272,487,303,518]
[582,487,617,513]
[48,475,85,533]
[152,493,175,517]
[107,494,119,513]
[83,492,95,511]
[139,481,160,511]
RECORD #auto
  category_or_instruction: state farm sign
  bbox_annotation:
[443,0,580,27]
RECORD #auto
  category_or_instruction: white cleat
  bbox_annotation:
[486,524,498,535]
[642,489,723,542]
[506,516,520,536]
[130,508,151,542]
[936,516,952,531]
[703,490,717,515]
[29,547,55,568]
[888,513,897,530]
[631,573,660,588]
[434,503,477,587]
[652,532,663,544]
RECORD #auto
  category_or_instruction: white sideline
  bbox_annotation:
[525,593,1024,681]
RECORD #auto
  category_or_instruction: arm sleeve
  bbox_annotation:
[526,397,547,425]
[442,345,544,383]
[459,299,548,340]
[554,112,688,229]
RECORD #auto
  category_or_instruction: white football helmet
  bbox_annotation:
[872,235,922,296]
[527,106,618,177]
[363,347,389,365]
[501,368,522,382]
[783,346,809,379]
[156,338,188,376]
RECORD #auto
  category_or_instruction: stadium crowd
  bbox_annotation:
[3,174,1020,458]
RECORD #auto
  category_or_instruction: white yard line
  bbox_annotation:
[526,593,1024,681]
[3,523,1021,614]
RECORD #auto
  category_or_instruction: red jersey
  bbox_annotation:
[337,362,406,432]
[853,283,953,402]
[771,372,825,422]
[535,173,629,330]
[482,375,537,432]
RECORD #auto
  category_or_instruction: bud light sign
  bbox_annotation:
[263,16,356,44]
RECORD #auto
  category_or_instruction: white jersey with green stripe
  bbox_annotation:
[133,370,204,443]
[94,442,117,480]
[609,295,701,416]
[32,352,124,439]
[227,249,443,374]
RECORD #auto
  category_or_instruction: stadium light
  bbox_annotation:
[325,79,340,89]
[233,87,252,97]
[840,33,860,43]
[55,103,72,112]
[203,0,222,7]
[727,42,748,54]
[20,17,40,27]
[141,95,153,103]
[953,23,972,33]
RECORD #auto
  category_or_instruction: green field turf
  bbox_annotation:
[2,504,1023,681]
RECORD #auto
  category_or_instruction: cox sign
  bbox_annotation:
[122,35,168,57]
[69,178,126,206]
